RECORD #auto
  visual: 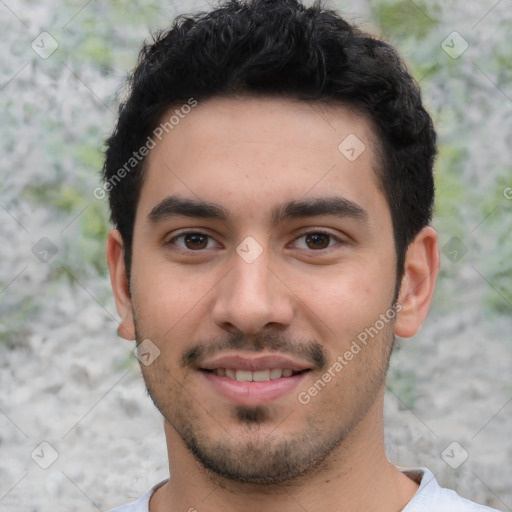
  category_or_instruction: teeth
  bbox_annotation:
[235,370,252,382]
[253,370,270,381]
[269,368,283,380]
[213,368,296,381]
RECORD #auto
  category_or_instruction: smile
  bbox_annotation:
[205,368,306,381]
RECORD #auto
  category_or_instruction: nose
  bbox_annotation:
[210,248,294,335]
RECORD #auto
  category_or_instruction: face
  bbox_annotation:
[114,96,402,484]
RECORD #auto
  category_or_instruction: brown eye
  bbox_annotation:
[305,232,331,249]
[167,232,220,251]
[183,233,209,249]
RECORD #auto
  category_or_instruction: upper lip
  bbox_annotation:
[198,353,312,372]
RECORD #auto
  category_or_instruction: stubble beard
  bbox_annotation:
[134,321,394,486]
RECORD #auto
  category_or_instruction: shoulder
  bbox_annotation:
[400,467,501,512]
[106,479,169,512]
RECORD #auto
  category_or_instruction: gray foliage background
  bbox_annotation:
[0,0,511,511]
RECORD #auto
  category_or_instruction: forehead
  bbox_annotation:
[136,95,388,227]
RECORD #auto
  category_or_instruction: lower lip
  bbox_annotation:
[200,370,309,405]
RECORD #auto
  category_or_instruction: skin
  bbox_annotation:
[107,96,439,512]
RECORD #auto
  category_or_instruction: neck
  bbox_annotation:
[150,394,419,512]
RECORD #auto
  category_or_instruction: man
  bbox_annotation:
[103,0,500,510]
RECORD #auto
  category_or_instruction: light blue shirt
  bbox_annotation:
[107,467,502,511]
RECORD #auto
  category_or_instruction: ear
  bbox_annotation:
[106,229,136,341]
[394,226,439,338]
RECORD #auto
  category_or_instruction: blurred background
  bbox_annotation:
[0,0,511,510]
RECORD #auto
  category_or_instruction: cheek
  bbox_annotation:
[131,261,215,339]
[133,254,192,300]
[289,260,396,353]
[290,259,390,312]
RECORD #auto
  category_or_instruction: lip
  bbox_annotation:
[200,369,310,405]
[198,352,312,372]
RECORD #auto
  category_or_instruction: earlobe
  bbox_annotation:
[106,229,136,341]
[394,227,439,339]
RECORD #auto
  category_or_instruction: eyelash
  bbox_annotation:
[165,229,343,253]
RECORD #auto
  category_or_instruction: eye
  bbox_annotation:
[292,231,340,250]
[167,232,220,251]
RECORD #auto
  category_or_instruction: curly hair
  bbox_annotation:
[103,0,436,283]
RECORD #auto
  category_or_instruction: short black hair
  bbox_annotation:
[103,0,436,286]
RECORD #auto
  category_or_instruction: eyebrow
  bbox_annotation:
[148,196,230,223]
[147,195,368,225]
[271,196,368,225]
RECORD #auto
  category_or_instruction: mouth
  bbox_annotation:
[201,367,309,381]
[197,353,312,405]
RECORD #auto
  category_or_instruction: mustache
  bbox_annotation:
[180,332,327,370]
